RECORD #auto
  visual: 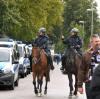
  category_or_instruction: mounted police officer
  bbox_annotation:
[60,28,82,71]
[32,27,54,70]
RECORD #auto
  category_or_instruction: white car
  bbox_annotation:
[0,47,19,90]
[25,45,31,74]
[18,44,30,78]
[0,41,20,59]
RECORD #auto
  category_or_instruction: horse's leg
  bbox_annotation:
[44,73,49,95]
[38,76,43,95]
[44,79,48,95]
[37,78,39,90]
[68,73,73,96]
[74,74,78,95]
[32,73,38,94]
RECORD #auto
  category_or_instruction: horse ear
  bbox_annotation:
[32,43,34,47]
[32,43,38,47]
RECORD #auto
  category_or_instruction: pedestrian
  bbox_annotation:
[90,36,100,99]
[32,27,54,70]
[78,34,100,99]
[90,63,100,99]
[60,28,82,71]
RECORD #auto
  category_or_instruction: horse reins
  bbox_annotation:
[32,48,43,64]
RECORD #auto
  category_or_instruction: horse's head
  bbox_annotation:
[32,46,41,58]
[83,51,92,66]
[32,46,42,64]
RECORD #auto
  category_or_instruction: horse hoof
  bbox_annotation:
[69,91,73,96]
[74,91,77,96]
[44,90,47,95]
[35,90,38,95]
[35,93,38,96]
[69,93,73,96]
[38,93,42,97]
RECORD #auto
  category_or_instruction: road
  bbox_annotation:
[0,62,86,99]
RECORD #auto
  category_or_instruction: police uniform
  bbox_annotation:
[32,34,54,70]
[63,35,82,54]
[61,35,82,71]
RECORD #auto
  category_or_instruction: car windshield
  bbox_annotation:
[18,46,23,57]
[0,44,12,48]
[0,50,10,62]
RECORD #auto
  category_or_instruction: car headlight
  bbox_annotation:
[2,69,12,74]
[2,66,14,74]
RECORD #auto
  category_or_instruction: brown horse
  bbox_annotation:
[78,50,92,85]
[32,46,50,96]
[62,48,82,96]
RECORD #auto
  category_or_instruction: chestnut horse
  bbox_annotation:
[62,48,82,96]
[32,46,50,96]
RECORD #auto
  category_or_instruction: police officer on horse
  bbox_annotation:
[60,28,82,71]
[32,27,54,70]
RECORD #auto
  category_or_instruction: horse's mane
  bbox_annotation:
[64,48,80,74]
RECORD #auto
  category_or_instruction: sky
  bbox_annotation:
[95,0,100,18]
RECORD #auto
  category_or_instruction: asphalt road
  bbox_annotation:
[0,62,86,99]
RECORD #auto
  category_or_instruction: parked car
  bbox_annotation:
[28,44,32,71]
[0,41,20,60]
[18,44,30,78]
[0,47,19,90]
[25,45,31,74]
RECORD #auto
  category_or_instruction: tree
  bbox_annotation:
[0,0,64,41]
[63,0,100,47]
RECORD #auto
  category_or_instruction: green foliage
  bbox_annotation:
[0,0,100,51]
[0,0,64,41]
[63,0,100,48]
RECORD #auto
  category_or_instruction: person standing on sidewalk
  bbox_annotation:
[78,34,100,99]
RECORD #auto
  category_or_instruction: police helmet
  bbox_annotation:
[70,28,79,33]
[39,27,46,33]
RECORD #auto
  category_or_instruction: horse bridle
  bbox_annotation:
[32,47,42,64]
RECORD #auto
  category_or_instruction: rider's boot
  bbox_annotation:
[60,55,65,70]
[48,55,54,70]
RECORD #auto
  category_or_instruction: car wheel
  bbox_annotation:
[25,72,27,77]
[15,77,19,86]
[21,73,25,78]
[9,81,14,90]
[29,69,31,74]
[27,69,29,75]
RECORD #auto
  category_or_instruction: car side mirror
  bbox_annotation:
[12,60,19,64]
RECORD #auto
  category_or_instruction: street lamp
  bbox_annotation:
[87,1,94,36]
[79,21,85,42]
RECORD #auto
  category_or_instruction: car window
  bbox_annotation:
[0,50,10,62]
[18,46,23,57]
[0,44,12,48]
[24,46,26,54]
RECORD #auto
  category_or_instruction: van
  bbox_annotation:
[18,44,30,78]
[0,47,19,90]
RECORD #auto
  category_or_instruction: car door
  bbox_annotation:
[12,50,19,82]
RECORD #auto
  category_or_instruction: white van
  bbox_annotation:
[0,47,19,90]
[0,41,20,60]
[18,44,30,78]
